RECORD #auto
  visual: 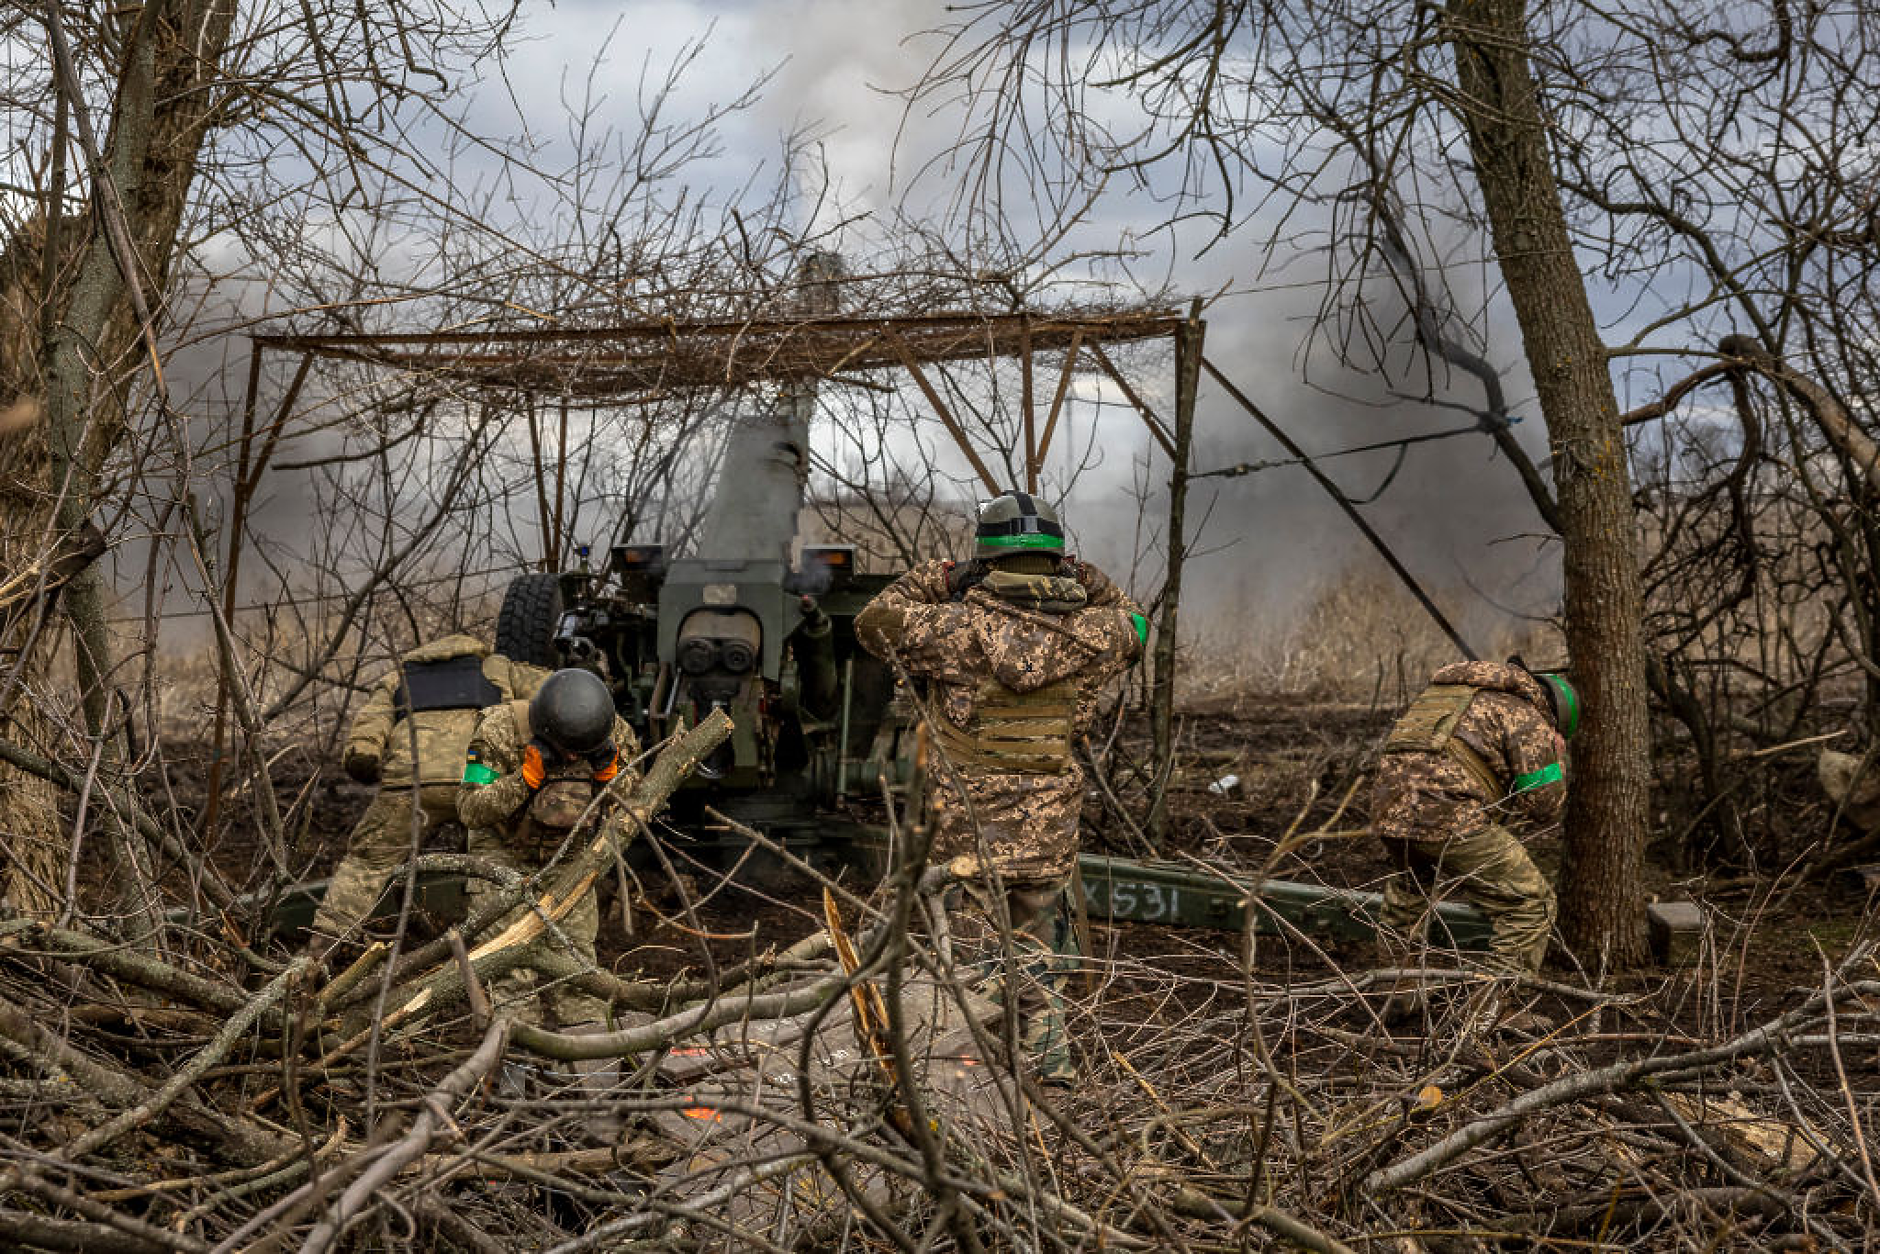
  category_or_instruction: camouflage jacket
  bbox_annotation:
[347,634,550,789]
[1370,660,1567,843]
[855,558,1144,879]
[457,700,641,862]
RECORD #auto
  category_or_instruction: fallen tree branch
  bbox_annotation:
[1364,964,1880,1194]
[0,1210,186,1254]
[58,957,309,1164]
[0,990,293,1167]
[1170,1186,1360,1254]
[298,1018,509,1254]
[305,712,732,1073]
[2,916,277,1027]
[7,1168,211,1254]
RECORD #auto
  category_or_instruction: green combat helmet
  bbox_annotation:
[1538,672,1581,740]
[975,490,1066,559]
[1508,655,1582,740]
[529,669,615,755]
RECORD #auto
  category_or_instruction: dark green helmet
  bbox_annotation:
[1538,673,1581,740]
[975,490,1065,559]
[529,669,614,754]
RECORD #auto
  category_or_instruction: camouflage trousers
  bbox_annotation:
[952,874,1077,1084]
[1378,823,1555,976]
[309,784,459,951]
[463,827,606,1030]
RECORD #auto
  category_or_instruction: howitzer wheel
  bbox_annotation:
[495,571,563,668]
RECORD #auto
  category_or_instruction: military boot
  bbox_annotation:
[1026,951,1078,1088]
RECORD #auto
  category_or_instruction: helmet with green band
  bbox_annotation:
[975,490,1065,559]
[1539,672,1581,740]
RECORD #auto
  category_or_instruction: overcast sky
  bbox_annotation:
[489,0,1564,648]
[143,0,1567,657]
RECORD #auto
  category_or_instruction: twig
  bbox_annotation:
[297,1019,509,1254]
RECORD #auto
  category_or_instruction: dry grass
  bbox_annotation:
[1184,567,1560,703]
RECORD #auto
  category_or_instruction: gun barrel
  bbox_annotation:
[793,607,839,719]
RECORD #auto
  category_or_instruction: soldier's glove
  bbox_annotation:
[587,742,620,784]
[521,741,552,790]
[342,751,381,784]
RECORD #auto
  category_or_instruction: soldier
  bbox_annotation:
[457,667,639,1029]
[1371,658,1579,1024]
[855,491,1145,1085]
[310,634,549,954]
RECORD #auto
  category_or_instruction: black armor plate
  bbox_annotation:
[397,655,502,713]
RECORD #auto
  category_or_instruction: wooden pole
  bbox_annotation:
[1146,301,1204,846]
[884,330,1004,494]
[1088,342,1178,459]
[1034,330,1083,470]
[524,395,554,570]
[1021,315,1037,492]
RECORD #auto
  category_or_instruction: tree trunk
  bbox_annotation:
[0,0,237,925]
[1444,0,1650,966]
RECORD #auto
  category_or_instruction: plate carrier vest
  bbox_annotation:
[1380,683,1504,800]
[929,676,1077,775]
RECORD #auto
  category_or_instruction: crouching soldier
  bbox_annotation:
[855,491,1144,1085]
[310,634,549,955]
[457,667,639,1030]
[1371,659,1579,1026]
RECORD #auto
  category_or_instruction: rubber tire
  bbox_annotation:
[495,572,564,668]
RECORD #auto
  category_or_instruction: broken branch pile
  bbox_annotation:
[0,706,1873,1249]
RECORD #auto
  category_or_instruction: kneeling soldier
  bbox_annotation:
[1371,659,1578,1023]
[457,668,639,1030]
[310,634,548,955]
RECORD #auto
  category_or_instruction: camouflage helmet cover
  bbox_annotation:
[529,668,614,754]
[975,490,1065,559]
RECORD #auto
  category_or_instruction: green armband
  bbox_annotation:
[462,761,500,786]
[1512,762,1563,792]
[1130,613,1148,645]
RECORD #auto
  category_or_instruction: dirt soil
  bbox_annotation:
[158,694,1875,1021]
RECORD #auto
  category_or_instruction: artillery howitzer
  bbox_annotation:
[489,539,901,882]
[487,256,909,884]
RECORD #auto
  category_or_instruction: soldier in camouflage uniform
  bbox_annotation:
[855,491,1145,1084]
[458,668,639,1029]
[1372,659,1579,992]
[310,634,549,954]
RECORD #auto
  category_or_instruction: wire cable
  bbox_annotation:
[1193,415,1521,480]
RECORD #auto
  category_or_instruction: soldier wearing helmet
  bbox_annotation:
[309,634,549,956]
[855,491,1146,1085]
[457,667,640,1029]
[1370,658,1578,1023]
